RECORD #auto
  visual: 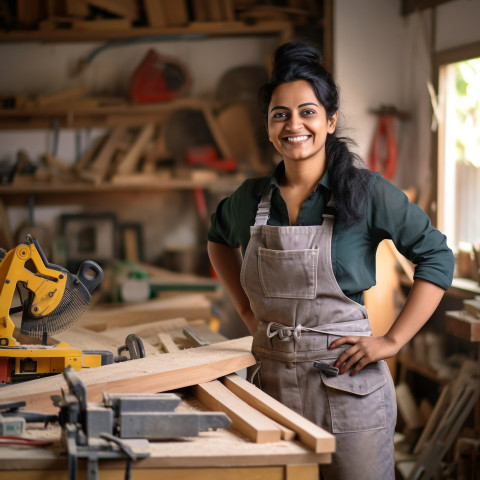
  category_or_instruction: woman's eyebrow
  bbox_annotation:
[270,102,318,112]
[271,105,288,112]
[299,102,319,108]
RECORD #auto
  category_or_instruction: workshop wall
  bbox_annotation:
[1,0,480,271]
[335,0,480,200]
[0,36,277,267]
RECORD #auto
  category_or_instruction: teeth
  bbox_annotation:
[287,136,309,142]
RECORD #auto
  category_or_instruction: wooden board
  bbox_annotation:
[0,337,255,414]
[114,123,155,175]
[195,380,282,443]
[143,0,167,27]
[223,374,335,454]
[158,332,180,352]
[445,310,480,342]
[80,295,211,331]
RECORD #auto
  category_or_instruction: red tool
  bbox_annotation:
[128,49,192,104]
[368,112,397,180]
[185,145,236,172]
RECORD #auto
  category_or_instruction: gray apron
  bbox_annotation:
[240,189,397,480]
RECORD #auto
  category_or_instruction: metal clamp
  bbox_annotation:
[313,361,339,377]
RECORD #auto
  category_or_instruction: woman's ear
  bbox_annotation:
[328,112,338,134]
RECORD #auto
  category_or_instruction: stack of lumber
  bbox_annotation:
[1,310,336,455]
[12,0,303,31]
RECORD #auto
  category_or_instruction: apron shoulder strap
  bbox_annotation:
[254,188,273,226]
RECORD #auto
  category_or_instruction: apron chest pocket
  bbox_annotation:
[258,247,318,299]
[322,364,387,434]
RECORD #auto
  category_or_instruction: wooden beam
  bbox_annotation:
[114,123,155,175]
[158,332,180,353]
[0,337,255,414]
[195,380,282,443]
[222,374,335,453]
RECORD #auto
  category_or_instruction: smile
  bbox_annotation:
[284,135,310,143]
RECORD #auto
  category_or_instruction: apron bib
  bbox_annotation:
[240,188,397,480]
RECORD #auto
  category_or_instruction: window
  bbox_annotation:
[437,50,480,253]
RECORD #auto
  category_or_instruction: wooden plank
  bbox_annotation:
[223,374,335,453]
[0,336,255,414]
[192,0,210,21]
[79,295,211,331]
[86,125,127,182]
[464,298,480,318]
[445,310,480,342]
[195,380,282,443]
[161,0,190,26]
[65,0,90,17]
[51,325,160,357]
[80,314,189,333]
[35,85,87,107]
[158,332,180,352]
[114,123,155,175]
[86,0,139,20]
[143,0,167,27]
[286,464,319,480]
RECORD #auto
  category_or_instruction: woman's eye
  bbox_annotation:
[301,109,316,116]
[272,112,288,119]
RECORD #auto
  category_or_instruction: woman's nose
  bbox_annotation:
[285,114,302,131]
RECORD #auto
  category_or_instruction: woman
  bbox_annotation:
[207,41,454,480]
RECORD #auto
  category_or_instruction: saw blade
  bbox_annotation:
[20,271,91,338]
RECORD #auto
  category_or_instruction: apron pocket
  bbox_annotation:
[258,247,318,299]
[322,363,387,433]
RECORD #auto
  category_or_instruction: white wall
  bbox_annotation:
[334,0,480,197]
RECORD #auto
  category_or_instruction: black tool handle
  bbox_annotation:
[76,260,104,293]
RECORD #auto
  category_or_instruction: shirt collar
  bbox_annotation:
[267,161,332,193]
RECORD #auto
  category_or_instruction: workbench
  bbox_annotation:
[0,388,333,480]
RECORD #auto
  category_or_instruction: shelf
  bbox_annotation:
[445,310,480,342]
[0,174,243,206]
[0,96,224,130]
[0,20,293,43]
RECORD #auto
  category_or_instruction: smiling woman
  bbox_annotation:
[207,40,454,480]
[264,80,337,224]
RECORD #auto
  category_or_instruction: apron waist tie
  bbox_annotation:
[264,320,372,340]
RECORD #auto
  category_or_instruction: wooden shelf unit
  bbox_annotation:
[0,20,294,43]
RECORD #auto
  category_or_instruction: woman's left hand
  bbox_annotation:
[329,335,399,376]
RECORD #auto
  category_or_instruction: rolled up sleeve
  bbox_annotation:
[368,173,454,290]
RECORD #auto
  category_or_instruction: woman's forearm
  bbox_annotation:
[207,241,258,335]
[385,278,446,350]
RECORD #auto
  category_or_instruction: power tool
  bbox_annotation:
[0,234,123,384]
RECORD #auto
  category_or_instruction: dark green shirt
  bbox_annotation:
[208,162,454,304]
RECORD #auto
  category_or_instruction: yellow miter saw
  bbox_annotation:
[0,234,113,384]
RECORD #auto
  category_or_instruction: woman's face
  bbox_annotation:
[267,79,337,165]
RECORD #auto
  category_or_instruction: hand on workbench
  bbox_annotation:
[328,335,399,376]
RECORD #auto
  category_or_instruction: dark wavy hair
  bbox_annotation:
[258,41,369,226]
